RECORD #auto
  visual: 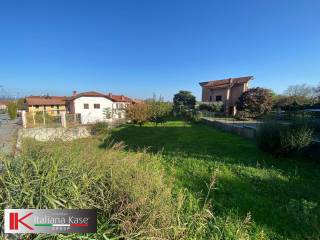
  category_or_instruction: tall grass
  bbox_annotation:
[0,138,214,239]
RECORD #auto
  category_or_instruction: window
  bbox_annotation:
[57,106,60,109]
[84,103,89,109]
[51,105,54,108]
[35,105,39,109]
[216,96,222,101]
[94,104,100,109]
[209,96,212,102]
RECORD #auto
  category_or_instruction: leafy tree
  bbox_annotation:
[7,101,18,119]
[173,91,196,111]
[125,102,150,126]
[147,97,172,125]
[236,87,273,118]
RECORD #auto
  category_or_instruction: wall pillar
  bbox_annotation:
[61,111,67,128]
[21,110,27,128]
[225,88,230,115]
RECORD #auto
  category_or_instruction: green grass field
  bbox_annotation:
[1,120,319,239]
[109,121,320,239]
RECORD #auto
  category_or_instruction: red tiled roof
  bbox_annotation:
[108,94,132,102]
[199,76,253,89]
[68,91,108,100]
[0,100,10,105]
[69,91,133,102]
[25,96,67,106]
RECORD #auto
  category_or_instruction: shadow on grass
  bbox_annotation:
[101,122,320,238]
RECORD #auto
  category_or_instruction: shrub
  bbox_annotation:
[7,101,17,119]
[198,102,224,112]
[280,123,313,153]
[256,120,313,155]
[91,122,109,135]
[236,87,273,118]
[235,110,254,121]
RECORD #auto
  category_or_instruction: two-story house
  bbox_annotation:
[66,91,133,124]
[25,96,67,116]
[199,76,253,115]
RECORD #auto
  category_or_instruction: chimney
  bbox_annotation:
[73,91,77,96]
[121,95,124,100]
[108,92,112,97]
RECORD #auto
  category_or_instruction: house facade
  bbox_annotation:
[199,76,253,115]
[67,91,133,124]
[25,96,67,116]
[0,100,9,111]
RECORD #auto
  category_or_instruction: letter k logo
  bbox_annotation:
[9,212,34,230]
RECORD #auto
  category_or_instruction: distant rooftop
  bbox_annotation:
[199,76,253,89]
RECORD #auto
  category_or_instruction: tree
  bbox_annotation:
[125,102,150,126]
[236,87,273,118]
[316,83,320,103]
[173,91,196,111]
[284,84,315,105]
[7,101,18,119]
[147,97,172,125]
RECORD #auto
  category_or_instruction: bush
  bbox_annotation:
[280,124,313,153]
[7,101,17,119]
[91,122,109,135]
[237,87,273,118]
[256,120,313,155]
[198,102,224,112]
[235,110,254,121]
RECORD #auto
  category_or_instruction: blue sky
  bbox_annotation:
[0,0,319,100]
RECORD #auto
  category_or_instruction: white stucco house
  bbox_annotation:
[66,91,133,124]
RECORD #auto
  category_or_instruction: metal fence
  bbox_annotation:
[26,111,62,128]
[66,113,81,127]
[25,111,81,128]
[199,110,320,131]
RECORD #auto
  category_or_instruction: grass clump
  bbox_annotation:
[0,138,213,239]
[256,120,313,155]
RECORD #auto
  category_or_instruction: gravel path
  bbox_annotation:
[0,113,21,155]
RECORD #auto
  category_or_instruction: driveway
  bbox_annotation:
[0,113,21,155]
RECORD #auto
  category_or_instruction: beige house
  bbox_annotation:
[199,76,253,115]
[25,96,67,116]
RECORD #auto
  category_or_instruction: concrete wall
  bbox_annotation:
[229,84,245,106]
[17,126,90,144]
[201,118,256,139]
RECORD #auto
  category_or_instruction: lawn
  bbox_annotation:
[109,120,320,239]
